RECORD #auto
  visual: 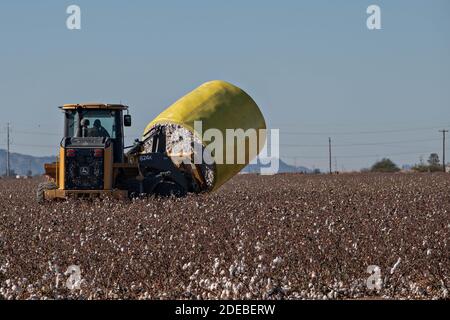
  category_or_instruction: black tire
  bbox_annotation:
[153,181,187,197]
[37,182,58,204]
[126,179,142,199]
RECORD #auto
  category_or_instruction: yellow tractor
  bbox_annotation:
[39,81,266,203]
[39,103,194,202]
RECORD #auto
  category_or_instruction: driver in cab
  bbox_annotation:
[90,119,110,138]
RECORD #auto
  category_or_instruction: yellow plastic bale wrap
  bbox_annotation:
[143,80,266,191]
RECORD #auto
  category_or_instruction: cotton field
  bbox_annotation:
[0,173,448,300]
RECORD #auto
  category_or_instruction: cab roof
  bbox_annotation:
[60,103,129,110]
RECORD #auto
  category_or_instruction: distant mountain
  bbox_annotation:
[0,149,55,176]
[242,158,312,174]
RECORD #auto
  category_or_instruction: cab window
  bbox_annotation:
[65,110,118,138]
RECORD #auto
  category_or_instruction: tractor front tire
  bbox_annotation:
[153,181,187,198]
[37,182,57,204]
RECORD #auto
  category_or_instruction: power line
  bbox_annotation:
[280,138,441,148]
[6,123,10,177]
[10,143,56,149]
[5,123,9,176]
[282,149,440,160]
[11,130,60,136]
[271,121,450,128]
[1,122,447,136]
[3,129,143,138]
[282,126,449,136]
[328,137,332,174]
[439,129,448,172]
[0,121,447,170]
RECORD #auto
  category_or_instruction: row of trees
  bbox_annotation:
[369,153,445,173]
[411,153,443,172]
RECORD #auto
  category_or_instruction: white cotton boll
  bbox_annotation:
[220,289,230,299]
[272,257,283,265]
[209,283,218,291]
[229,264,236,277]
[426,249,432,256]
[183,262,192,270]
[224,281,233,290]
[390,257,401,274]
[213,258,220,271]
[232,284,240,295]
[189,270,200,280]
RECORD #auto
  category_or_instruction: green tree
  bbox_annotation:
[428,153,440,167]
[413,153,442,172]
[371,158,400,173]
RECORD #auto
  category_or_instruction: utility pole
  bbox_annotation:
[328,137,332,174]
[439,129,448,173]
[6,123,10,177]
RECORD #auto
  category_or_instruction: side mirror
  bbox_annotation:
[124,115,132,127]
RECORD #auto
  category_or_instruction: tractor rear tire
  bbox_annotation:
[37,182,57,204]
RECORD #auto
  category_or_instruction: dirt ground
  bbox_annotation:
[0,173,448,300]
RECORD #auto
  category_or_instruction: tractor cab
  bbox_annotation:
[61,103,131,163]
[40,103,138,201]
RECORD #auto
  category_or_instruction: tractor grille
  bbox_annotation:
[65,148,104,190]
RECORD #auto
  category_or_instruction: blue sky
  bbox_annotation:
[0,0,449,171]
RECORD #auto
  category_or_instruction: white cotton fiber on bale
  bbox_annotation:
[142,123,216,191]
